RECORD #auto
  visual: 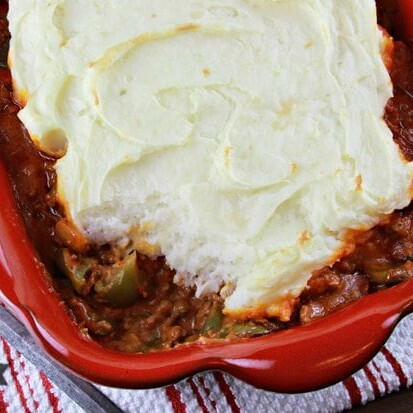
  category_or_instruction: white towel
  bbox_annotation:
[1,314,412,413]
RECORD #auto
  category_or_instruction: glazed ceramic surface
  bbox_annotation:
[1,0,413,392]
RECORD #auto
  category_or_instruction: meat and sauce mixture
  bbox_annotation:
[1,1,413,353]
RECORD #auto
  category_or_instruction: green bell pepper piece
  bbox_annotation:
[57,249,92,294]
[368,269,390,284]
[202,304,223,333]
[95,252,144,307]
[231,323,270,337]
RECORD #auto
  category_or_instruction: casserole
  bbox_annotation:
[1,0,413,392]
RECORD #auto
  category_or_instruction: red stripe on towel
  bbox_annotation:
[198,376,216,411]
[165,385,186,413]
[0,389,8,413]
[363,366,380,398]
[213,372,240,413]
[343,376,362,406]
[20,359,39,410]
[39,372,61,413]
[187,378,209,413]
[381,347,408,388]
[372,361,389,394]
[1,339,30,413]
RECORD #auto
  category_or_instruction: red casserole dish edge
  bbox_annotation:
[1,0,413,393]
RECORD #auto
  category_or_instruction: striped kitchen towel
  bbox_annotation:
[0,314,412,413]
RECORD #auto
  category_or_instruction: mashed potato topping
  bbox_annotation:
[8,0,413,318]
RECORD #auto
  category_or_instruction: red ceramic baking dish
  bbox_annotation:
[1,0,413,393]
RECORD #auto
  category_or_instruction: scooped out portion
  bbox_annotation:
[7,0,413,320]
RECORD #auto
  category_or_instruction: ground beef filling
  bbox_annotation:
[0,1,413,353]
